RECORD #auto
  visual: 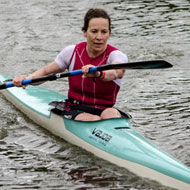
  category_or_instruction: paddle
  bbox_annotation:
[0,60,172,90]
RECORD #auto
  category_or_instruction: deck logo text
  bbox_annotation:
[92,128,112,142]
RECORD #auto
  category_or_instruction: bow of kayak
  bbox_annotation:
[63,118,190,189]
[0,74,190,190]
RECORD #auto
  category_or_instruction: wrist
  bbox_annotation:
[95,71,106,79]
[97,71,103,78]
[101,71,106,79]
[99,71,105,79]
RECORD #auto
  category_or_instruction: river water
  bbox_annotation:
[0,0,189,189]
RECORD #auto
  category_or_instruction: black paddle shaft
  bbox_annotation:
[0,60,172,90]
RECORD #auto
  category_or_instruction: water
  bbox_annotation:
[0,0,190,189]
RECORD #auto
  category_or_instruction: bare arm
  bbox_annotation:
[100,67,125,81]
[28,61,62,78]
[13,61,63,87]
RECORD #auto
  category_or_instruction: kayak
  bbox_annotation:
[0,74,190,190]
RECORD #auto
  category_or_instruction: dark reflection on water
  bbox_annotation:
[0,0,190,189]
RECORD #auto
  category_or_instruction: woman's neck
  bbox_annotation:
[86,45,107,58]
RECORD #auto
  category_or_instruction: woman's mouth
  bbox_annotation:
[94,42,103,47]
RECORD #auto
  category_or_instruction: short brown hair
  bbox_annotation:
[82,8,111,33]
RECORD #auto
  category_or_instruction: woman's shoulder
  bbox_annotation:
[63,44,76,53]
[107,46,128,64]
[107,44,118,52]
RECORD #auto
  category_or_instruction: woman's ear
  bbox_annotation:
[83,30,87,37]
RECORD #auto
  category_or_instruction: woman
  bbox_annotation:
[13,8,128,121]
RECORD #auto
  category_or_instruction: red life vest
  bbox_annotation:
[68,42,120,109]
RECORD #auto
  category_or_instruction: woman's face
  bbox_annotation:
[83,17,110,57]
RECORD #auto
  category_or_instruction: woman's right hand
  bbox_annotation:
[13,75,28,88]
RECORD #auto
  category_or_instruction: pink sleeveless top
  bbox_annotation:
[68,42,120,109]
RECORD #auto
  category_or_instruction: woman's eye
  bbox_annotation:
[91,30,97,33]
[102,30,108,34]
